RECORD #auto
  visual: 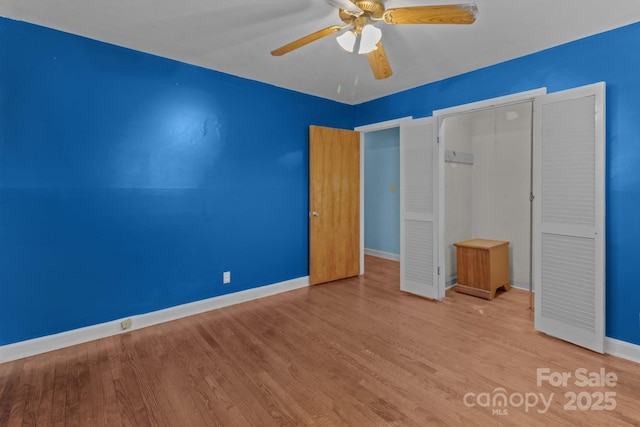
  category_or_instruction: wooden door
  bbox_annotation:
[309,125,360,285]
[533,82,606,353]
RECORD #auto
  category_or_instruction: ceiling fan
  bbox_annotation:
[271,1,478,80]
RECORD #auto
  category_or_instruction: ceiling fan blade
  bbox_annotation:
[383,3,478,25]
[271,25,345,56]
[367,42,393,80]
[325,0,364,16]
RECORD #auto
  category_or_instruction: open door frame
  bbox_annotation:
[355,117,413,275]
[433,88,547,296]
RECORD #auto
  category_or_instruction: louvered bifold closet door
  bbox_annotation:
[400,117,440,300]
[533,83,606,353]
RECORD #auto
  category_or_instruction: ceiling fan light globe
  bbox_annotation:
[336,30,357,52]
[358,24,382,54]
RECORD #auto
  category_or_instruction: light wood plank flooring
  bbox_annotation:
[1,256,639,426]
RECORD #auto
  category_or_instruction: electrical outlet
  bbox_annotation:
[121,318,132,330]
[223,271,231,284]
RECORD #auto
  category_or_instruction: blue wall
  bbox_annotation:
[364,128,400,255]
[355,22,640,347]
[3,16,640,350]
[0,18,354,345]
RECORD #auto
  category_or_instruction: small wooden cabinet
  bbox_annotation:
[453,239,511,300]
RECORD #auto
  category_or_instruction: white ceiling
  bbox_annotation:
[2,1,640,104]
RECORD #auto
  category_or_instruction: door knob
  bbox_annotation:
[311,211,320,217]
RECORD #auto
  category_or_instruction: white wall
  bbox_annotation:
[444,115,473,285]
[444,101,532,289]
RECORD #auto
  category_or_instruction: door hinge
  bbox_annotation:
[438,267,441,275]
[530,193,535,202]
[437,136,440,144]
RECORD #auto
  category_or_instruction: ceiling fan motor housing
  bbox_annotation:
[339,0,385,23]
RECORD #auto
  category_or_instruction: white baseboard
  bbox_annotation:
[510,280,532,291]
[605,337,640,364]
[364,248,400,262]
[0,276,309,364]
[4,276,639,367]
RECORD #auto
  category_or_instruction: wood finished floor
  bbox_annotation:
[1,256,640,426]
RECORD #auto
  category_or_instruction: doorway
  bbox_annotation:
[442,101,534,297]
[435,88,546,300]
[356,117,412,274]
[363,127,400,262]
